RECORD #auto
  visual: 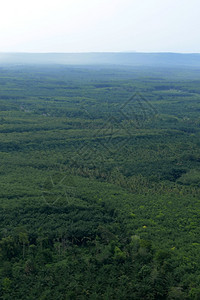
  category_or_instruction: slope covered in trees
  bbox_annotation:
[0,65,200,299]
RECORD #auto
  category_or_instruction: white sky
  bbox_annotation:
[0,0,199,53]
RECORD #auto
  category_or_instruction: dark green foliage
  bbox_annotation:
[0,65,200,299]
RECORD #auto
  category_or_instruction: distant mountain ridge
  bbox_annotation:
[0,52,200,67]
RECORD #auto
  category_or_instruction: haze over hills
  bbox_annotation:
[0,52,200,67]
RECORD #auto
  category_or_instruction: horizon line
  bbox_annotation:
[1,51,200,55]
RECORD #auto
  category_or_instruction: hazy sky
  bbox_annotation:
[0,0,199,53]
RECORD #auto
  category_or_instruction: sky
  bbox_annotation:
[0,0,199,53]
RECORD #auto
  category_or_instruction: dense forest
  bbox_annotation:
[0,65,200,299]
